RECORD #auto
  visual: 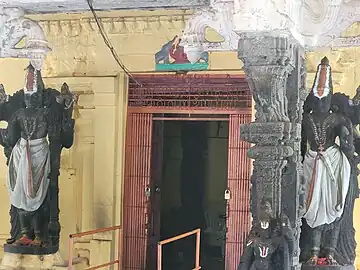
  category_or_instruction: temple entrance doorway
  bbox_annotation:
[159,119,228,270]
[122,74,252,270]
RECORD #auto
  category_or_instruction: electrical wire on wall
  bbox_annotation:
[86,0,141,86]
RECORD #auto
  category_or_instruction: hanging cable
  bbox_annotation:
[86,0,141,86]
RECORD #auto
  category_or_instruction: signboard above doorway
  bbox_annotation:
[154,35,209,72]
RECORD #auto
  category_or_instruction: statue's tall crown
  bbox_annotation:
[321,56,329,65]
[24,62,44,94]
[311,56,332,99]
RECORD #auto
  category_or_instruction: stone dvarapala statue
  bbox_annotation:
[300,57,359,268]
[237,199,295,270]
[238,57,360,269]
[0,63,75,254]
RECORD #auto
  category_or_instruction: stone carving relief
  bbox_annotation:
[37,14,210,76]
[0,7,51,70]
[233,0,303,44]
[233,0,360,49]
[300,0,360,48]
[238,36,306,269]
[178,0,360,50]
[180,0,238,51]
[238,36,295,122]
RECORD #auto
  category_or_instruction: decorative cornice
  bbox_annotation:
[38,13,197,77]
[37,7,237,51]
[305,50,355,73]
[2,0,360,58]
[38,15,192,36]
[305,49,355,89]
[331,35,360,48]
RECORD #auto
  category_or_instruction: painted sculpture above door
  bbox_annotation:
[154,35,209,72]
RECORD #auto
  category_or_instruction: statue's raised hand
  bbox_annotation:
[0,84,8,104]
[56,82,75,109]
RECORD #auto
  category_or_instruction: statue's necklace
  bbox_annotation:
[23,114,37,140]
[309,114,327,151]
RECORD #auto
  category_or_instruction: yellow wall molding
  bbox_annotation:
[39,14,191,37]
[306,48,357,93]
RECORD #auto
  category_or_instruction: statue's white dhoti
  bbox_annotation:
[303,145,350,228]
[6,137,50,212]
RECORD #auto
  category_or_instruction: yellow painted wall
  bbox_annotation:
[29,10,243,77]
[0,71,129,266]
[0,9,243,267]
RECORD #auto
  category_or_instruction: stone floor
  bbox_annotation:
[0,252,88,270]
[0,252,62,270]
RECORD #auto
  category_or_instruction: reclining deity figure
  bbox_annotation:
[0,63,75,250]
[300,57,357,266]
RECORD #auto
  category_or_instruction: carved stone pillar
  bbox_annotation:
[238,35,307,269]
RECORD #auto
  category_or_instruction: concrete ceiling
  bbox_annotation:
[0,0,209,13]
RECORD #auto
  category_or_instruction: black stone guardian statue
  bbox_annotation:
[0,63,76,254]
[300,57,359,268]
[237,199,294,270]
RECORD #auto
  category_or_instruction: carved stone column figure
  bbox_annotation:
[233,0,360,269]
[284,49,309,268]
[0,7,73,269]
[0,65,76,270]
[238,35,306,270]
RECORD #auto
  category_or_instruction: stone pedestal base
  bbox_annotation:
[0,251,64,270]
[301,265,355,270]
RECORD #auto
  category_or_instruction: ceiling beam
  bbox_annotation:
[0,0,210,14]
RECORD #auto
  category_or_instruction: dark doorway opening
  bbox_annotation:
[156,120,229,270]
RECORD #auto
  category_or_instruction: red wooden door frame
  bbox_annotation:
[146,120,164,270]
[225,114,252,270]
[122,74,252,270]
[122,113,153,270]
